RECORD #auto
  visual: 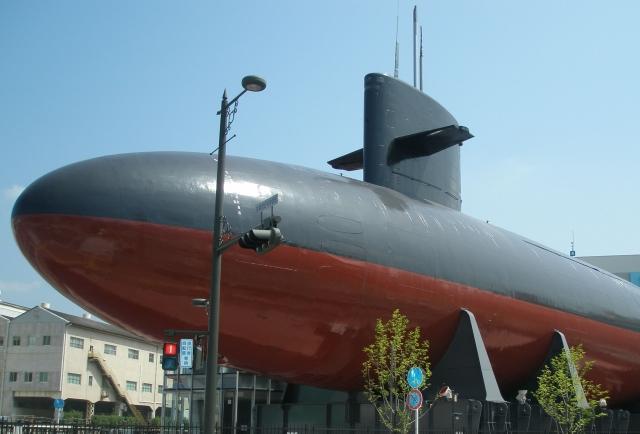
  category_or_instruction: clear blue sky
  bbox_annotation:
[1,1,639,315]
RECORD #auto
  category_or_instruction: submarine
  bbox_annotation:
[11,73,640,406]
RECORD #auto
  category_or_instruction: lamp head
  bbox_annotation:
[242,75,267,92]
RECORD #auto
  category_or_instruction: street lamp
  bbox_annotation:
[204,75,267,434]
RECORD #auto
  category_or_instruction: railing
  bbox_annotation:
[1,422,639,434]
[87,350,145,422]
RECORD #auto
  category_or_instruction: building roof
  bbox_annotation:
[0,300,29,310]
[579,254,640,274]
[1,300,156,344]
[0,301,28,318]
[47,309,151,343]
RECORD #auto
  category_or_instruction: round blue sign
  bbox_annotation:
[406,366,424,389]
[53,398,64,409]
[406,389,423,410]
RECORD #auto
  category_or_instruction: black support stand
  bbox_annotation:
[426,309,504,402]
[425,309,508,433]
[523,330,586,433]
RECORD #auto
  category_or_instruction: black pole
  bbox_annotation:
[204,89,228,434]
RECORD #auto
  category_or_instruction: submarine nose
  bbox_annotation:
[11,152,222,339]
[12,151,220,226]
[11,155,133,323]
[12,158,115,222]
[11,154,126,276]
[12,152,222,270]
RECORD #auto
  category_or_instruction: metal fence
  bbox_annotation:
[1,423,639,434]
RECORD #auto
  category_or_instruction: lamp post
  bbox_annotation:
[204,75,267,434]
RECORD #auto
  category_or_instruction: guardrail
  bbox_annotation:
[1,422,639,434]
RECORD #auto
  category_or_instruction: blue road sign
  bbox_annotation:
[407,367,424,389]
[53,399,64,409]
[180,338,193,369]
[406,389,423,411]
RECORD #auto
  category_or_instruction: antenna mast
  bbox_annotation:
[394,0,400,78]
[570,231,576,257]
[413,6,417,87]
[419,25,423,91]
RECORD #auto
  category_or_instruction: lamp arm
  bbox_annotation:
[217,89,247,114]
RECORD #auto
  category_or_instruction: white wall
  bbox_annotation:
[62,324,163,411]
[1,308,65,415]
[1,307,164,418]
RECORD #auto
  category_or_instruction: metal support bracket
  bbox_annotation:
[520,330,593,433]
[523,330,588,408]
[426,308,505,403]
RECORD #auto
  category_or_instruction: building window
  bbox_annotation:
[70,337,84,349]
[142,383,152,393]
[39,372,49,383]
[9,372,17,382]
[128,349,139,360]
[67,373,81,385]
[104,344,116,355]
[12,336,20,346]
[42,336,51,345]
[126,381,137,391]
[24,372,33,383]
[158,385,163,394]
[27,336,36,346]
[0,336,4,347]
[148,353,154,363]
[89,376,93,386]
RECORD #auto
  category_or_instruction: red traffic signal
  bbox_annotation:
[163,342,178,356]
[162,342,179,370]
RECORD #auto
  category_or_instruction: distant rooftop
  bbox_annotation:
[0,300,28,318]
[0,300,29,310]
[0,300,151,343]
[578,254,640,286]
[579,254,640,272]
[48,308,149,342]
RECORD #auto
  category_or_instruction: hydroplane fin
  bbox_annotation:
[388,125,473,165]
[327,149,363,171]
[327,125,472,171]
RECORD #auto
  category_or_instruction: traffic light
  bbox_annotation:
[238,227,282,254]
[162,342,179,370]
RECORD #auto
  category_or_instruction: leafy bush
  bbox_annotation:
[62,409,85,422]
[362,309,430,434]
[534,344,608,434]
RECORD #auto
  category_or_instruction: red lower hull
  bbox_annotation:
[12,214,640,404]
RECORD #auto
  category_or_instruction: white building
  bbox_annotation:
[0,301,27,319]
[579,254,640,286]
[0,304,164,420]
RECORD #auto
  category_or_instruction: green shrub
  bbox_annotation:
[62,409,85,422]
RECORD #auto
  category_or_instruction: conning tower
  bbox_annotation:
[329,73,473,210]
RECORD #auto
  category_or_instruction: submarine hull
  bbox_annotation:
[12,152,640,404]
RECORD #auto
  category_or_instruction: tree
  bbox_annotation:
[362,309,430,434]
[533,344,609,434]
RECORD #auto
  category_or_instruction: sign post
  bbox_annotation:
[406,390,423,434]
[406,367,424,389]
[53,399,64,423]
[406,367,424,434]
